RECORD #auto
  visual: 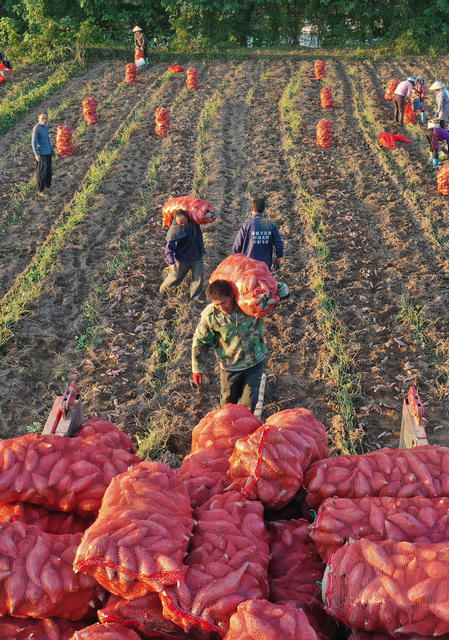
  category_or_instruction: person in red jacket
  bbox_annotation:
[0,52,12,84]
[413,76,428,124]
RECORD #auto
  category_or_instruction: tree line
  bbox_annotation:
[1,0,446,59]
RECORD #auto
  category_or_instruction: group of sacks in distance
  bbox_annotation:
[161,196,281,317]
[1,404,449,639]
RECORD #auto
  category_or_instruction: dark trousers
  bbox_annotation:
[220,359,265,413]
[439,119,446,129]
[36,154,52,192]
[393,94,405,124]
[159,258,204,299]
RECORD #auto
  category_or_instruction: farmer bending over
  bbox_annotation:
[31,111,55,198]
[393,77,415,126]
[429,81,449,129]
[159,210,206,303]
[426,120,449,168]
[413,76,427,124]
[191,279,289,412]
[0,52,12,84]
[232,197,284,271]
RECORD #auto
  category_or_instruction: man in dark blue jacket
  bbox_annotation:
[159,210,206,302]
[232,197,284,270]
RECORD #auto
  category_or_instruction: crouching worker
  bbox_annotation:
[159,210,206,303]
[191,279,289,412]
[426,120,449,168]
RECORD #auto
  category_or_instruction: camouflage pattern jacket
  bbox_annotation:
[192,303,267,373]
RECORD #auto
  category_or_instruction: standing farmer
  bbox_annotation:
[426,120,449,167]
[232,197,284,271]
[393,77,415,125]
[31,111,54,198]
[191,279,289,412]
[429,81,449,129]
[159,210,206,303]
[132,26,148,65]
[413,76,428,124]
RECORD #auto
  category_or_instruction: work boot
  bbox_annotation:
[421,111,426,124]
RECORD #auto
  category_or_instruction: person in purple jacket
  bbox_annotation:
[426,120,449,168]
[232,197,284,270]
[159,210,206,303]
[393,77,415,126]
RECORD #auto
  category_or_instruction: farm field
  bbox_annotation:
[1,53,449,460]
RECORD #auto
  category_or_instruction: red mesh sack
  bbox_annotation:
[0,502,87,535]
[378,132,397,149]
[82,98,98,125]
[0,433,140,518]
[323,538,449,636]
[320,87,334,109]
[0,521,102,620]
[310,495,449,562]
[161,491,269,636]
[162,195,216,227]
[315,60,325,81]
[76,418,136,453]
[385,78,399,101]
[56,125,74,158]
[134,47,144,62]
[404,102,416,124]
[98,593,180,638]
[186,68,198,90]
[74,461,194,599]
[230,408,328,509]
[267,519,335,640]
[0,617,84,640]
[209,254,279,318]
[69,623,141,639]
[225,600,319,640]
[437,164,449,195]
[304,445,449,509]
[178,405,261,508]
[168,65,184,73]
[155,107,170,136]
[316,119,332,148]
[191,404,261,454]
[348,633,449,640]
[125,63,136,84]
[394,133,412,143]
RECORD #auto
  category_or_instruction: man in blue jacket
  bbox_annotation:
[232,197,284,270]
[31,111,55,197]
[159,210,206,302]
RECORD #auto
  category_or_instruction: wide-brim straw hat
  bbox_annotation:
[132,26,143,32]
[430,80,446,90]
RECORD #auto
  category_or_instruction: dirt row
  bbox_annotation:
[0,62,53,107]
[0,62,169,298]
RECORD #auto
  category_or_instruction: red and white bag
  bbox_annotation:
[230,408,328,509]
[74,462,194,599]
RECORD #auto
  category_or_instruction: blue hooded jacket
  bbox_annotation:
[164,220,205,264]
[232,214,284,269]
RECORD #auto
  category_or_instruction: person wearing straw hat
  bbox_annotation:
[426,120,449,168]
[132,26,148,65]
[393,77,415,126]
[429,80,449,129]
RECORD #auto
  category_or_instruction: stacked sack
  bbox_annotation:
[315,60,325,80]
[82,98,98,125]
[385,78,399,101]
[437,163,449,195]
[155,107,170,136]
[124,63,136,84]
[320,86,334,109]
[162,195,216,227]
[209,254,280,318]
[186,67,199,90]
[56,125,74,157]
[316,118,332,148]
